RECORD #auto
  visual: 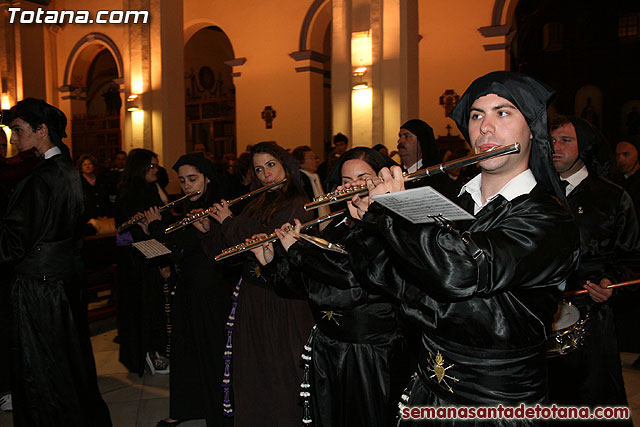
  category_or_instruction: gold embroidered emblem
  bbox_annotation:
[427,351,458,393]
[250,264,262,279]
[321,310,343,326]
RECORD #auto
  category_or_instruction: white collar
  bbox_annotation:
[561,165,588,196]
[405,158,423,173]
[460,169,537,214]
[43,146,61,159]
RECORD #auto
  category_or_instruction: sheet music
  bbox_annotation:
[132,239,172,259]
[372,186,474,224]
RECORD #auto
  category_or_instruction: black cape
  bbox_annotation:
[346,186,580,425]
[0,153,111,426]
[201,191,314,427]
[265,218,409,426]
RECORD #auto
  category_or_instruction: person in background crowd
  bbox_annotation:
[1,98,111,426]
[548,115,638,424]
[292,145,329,227]
[613,136,640,368]
[193,142,216,163]
[373,143,389,157]
[76,153,109,235]
[101,150,127,215]
[616,137,640,220]
[115,148,171,377]
[317,133,349,184]
[397,119,462,200]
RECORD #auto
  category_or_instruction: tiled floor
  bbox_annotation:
[1,329,639,426]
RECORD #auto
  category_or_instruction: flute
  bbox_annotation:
[164,178,287,234]
[117,191,201,233]
[304,143,521,211]
[215,209,346,261]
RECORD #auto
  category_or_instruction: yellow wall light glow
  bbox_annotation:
[131,109,144,122]
[1,94,11,110]
[351,31,372,67]
[131,77,143,96]
[352,86,372,107]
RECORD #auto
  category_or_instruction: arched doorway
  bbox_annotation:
[297,0,332,158]
[63,35,123,168]
[184,26,236,160]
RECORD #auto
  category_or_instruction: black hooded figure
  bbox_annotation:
[399,119,462,200]
[547,116,639,425]
[143,153,233,427]
[257,147,410,427]
[346,71,580,426]
[0,98,112,426]
[615,135,640,221]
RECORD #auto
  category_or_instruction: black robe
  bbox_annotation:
[614,169,640,353]
[115,183,171,375]
[548,175,639,425]
[0,153,111,426]
[148,191,232,426]
[346,186,580,426]
[201,192,314,427]
[266,219,409,427]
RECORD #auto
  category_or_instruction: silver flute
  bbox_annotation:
[117,191,201,233]
[164,178,287,234]
[215,209,346,261]
[304,142,521,211]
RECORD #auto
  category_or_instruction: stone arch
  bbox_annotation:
[61,33,124,96]
[184,25,237,159]
[290,0,332,157]
[61,33,123,164]
[298,0,331,52]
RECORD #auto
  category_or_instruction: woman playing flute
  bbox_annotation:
[250,147,410,426]
[193,141,314,426]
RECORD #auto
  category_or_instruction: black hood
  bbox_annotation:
[565,115,612,178]
[450,71,564,201]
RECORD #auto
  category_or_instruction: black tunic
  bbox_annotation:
[347,186,580,425]
[201,192,314,427]
[149,191,232,426]
[613,169,640,353]
[547,175,640,422]
[0,153,111,426]
[115,183,171,375]
[266,219,409,427]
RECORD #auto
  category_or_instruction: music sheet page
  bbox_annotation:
[371,186,474,224]
[132,239,172,259]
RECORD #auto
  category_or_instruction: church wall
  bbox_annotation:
[184,0,315,153]
[417,0,504,143]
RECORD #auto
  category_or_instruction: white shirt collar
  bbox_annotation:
[560,165,588,196]
[43,146,61,159]
[405,158,423,173]
[460,169,537,214]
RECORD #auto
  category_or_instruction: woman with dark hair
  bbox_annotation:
[76,153,108,234]
[141,153,232,427]
[115,148,171,376]
[194,141,314,426]
[251,147,409,427]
